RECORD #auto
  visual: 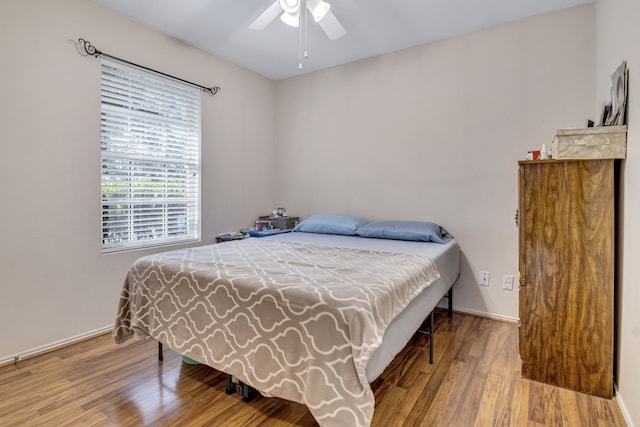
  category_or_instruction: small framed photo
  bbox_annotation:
[609,61,627,126]
[599,102,612,127]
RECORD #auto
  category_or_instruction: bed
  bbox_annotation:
[114,216,460,427]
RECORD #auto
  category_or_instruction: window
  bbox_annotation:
[101,60,201,252]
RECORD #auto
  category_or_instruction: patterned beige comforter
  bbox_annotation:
[113,238,439,426]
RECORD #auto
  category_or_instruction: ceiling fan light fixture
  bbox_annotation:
[306,0,330,22]
[280,9,300,27]
[279,0,300,14]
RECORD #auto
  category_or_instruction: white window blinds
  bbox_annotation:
[101,59,201,252]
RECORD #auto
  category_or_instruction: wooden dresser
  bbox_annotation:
[518,159,615,398]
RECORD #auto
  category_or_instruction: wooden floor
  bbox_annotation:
[0,311,627,426]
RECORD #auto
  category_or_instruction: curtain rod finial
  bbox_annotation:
[205,86,221,97]
[72,37,101,58]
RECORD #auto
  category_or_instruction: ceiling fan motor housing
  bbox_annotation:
[279,0,300,14]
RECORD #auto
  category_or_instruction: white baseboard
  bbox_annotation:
[450,306,520,324]
[615,386,635,427]
[0,356,15,369]
[2,308,516,369]
[0,306,519,368]
[0,325,113,368]
[1,306,517,369]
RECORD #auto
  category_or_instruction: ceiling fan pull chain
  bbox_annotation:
[304,4,309,60]
[298,7,303,70]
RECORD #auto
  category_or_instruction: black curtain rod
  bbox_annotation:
[74,38,220,97]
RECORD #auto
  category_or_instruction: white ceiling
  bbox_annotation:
[92,0,593,81]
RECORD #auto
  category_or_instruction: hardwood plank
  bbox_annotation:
[510,376,529,426]
[0,312,626,426]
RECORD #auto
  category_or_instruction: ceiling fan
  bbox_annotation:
[249,0,346,40]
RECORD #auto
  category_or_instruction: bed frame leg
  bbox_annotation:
[417,311,435,364]
[447,286,453,317]
[225,374,256,402]
[225,374,234,394]
[242,383,254,402]
[158,342,163,361]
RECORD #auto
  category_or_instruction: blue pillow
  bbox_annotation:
[293,214,370,236]
[356,220,451,243]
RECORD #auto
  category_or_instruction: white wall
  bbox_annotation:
[596,1,640,425]
[274,5,595,321]
[0,0,275,361]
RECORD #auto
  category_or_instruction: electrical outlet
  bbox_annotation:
[503,275,514,291]
[479,271,490,287]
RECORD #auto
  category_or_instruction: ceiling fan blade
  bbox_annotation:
[249,0,284,30]
[317,9,346,40]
